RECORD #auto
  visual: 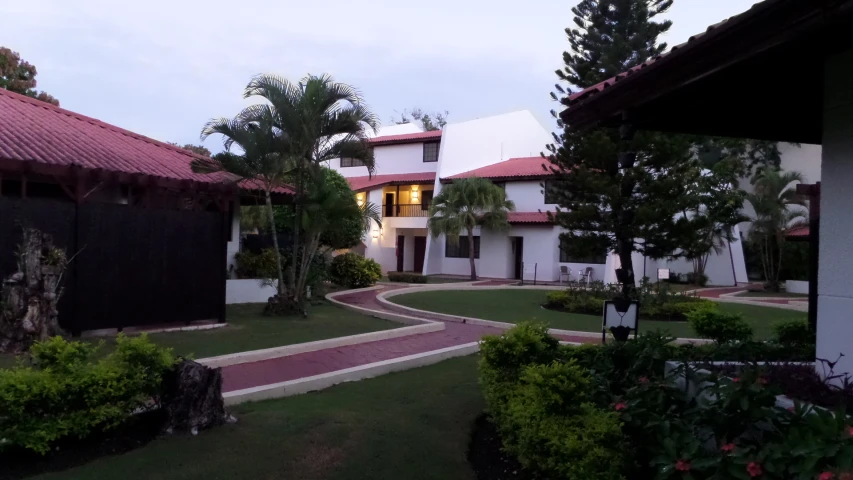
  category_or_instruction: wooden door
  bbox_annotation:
[396,235,405,272]
[414,236,427,272]
[385,193,394,217]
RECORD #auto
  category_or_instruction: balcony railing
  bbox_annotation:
[382,203,430,218]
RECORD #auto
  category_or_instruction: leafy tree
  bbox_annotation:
[193,116,291,298]
[168,143,212,157]
[745,169,807,291]
[394,107,449,131]
[0,47,59,105]
[238,74,378,313]
[549,0,745,296]
[428,177,515,280]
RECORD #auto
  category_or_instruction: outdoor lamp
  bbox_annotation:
[372,228,379,238]
[357,194,365,207]
[602,297,639,343]
[411,190,419,201]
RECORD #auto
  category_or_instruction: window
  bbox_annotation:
[423,142,440,162]
[420,190,434,210]
[559,246,607,264]
[445,236,480,259]
[341,157,366,168]
[544,180,559,204]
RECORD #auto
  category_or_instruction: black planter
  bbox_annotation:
[609,326,632,342]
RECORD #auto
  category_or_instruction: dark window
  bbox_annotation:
[423,142,440,162]
[544,180,559,204]
[420,190,434,210]
[446,236,480,259]
[341,157,366,168]
[559,246,607,264]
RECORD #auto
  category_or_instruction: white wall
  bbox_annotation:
[504,180,556,212]
[331,143,439,178]
[817,49,853,380]
[226,279,277,304]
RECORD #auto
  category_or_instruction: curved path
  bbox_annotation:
[220,284,597,395]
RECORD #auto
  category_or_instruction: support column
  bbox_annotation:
[796,182,820,333]
[817,49,853,379]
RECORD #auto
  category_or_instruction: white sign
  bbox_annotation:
[657,268,670,280]
[602,301,639,330]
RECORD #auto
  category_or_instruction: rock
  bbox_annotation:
[161,359,228,434]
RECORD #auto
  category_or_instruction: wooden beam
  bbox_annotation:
[21,174,27,199]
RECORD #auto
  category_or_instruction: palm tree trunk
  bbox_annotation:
[468,229,477,281]
[289,167,301,302]
[264,189,286,296]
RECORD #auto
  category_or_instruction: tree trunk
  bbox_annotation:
[161,359,229,434]
[615,240,635,298]
[468,229,477,281]
[264,189,286,297]
[0,229,66,353]
[289,167,302,303]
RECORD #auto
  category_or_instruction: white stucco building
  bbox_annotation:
[329,111,747,285]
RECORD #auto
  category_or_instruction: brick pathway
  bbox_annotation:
[220,286,597,393]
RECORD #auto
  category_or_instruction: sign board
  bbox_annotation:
[657,268,670,280]
[602,300,639,343]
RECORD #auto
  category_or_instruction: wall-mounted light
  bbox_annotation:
[411,190,419,202]
[356,193,365,207]
[372,228,379,238]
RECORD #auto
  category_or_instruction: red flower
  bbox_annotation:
[675,460,691,472]
[613,402,627,411]
[733,377,741,383]
[847,426,853,437]
[720,443,735,454]
[819,472,835,480]
[639,376,649,384]
[747,462,763,477]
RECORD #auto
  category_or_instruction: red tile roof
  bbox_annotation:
[0,88,290,195]
[445,157,555,181]
[369,130,442,146]
[346,172,436,192]
[786,225,809,238]
[507,212,554,224]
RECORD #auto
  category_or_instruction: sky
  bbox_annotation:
[0,0,760,153]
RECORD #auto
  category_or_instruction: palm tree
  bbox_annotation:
[428,177,515,280]
[238,74,378,311]
[192,118,290,296]
[745,169,807,291]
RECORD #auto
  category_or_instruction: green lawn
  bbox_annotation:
[390,289,807,340]
[0,303,399,369]
[29,355,482,480]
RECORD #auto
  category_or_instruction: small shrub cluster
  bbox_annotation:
[233,248,279,279]
[386,272,428,284]
[773,319,815,350]
[479,325,853,479]
[328,252,381,288]
[666,271,710,287]
[688,308,753,343]
[544,279,715,321]
[0,335,175,454]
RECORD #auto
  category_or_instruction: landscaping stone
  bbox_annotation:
[162,359,228,433]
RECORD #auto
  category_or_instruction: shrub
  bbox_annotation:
[772,319,815,349]
[386,271,428,283]
[233,248,279,279]
[687,308,753,343]
[328,252,381,288]
[0,335,175,454]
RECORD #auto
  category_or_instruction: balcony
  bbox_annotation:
[382,203,430,218]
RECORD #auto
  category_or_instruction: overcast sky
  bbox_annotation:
[1,0,758,153]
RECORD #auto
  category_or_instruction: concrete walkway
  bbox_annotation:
[696,286,808,311]
[220,285,597,394]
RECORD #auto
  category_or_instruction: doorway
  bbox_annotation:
[512,237,524,280]
[414,236,427,273]
[396,235,405,272]
[385,193,394,217]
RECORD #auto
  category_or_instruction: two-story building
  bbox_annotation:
[330,110,748,285]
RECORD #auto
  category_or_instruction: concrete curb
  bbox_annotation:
[376,285,712,345]
[710,291,808,312]
[222,341,480,405]
[197,322,445,368]
[325,286,444,326]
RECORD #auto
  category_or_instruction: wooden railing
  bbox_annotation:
[382,203,430,218]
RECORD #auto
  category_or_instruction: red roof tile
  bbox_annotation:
[369,130,442,146]
[0,88,290,195]
[346,172,436,192]
[507,212,554,224]
[446,157,555,181]
[786,225,809,238]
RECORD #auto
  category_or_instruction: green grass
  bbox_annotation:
[29,355,482,480]
[390,289,807,340]
[0,303,399,369]
[735,291,809,298]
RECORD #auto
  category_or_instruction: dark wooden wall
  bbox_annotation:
[0,197,226,333]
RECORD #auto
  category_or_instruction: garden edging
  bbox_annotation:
[325,286,446,326]
[377,285,711,344]
[222,341,480,405]
[196,322,445,368]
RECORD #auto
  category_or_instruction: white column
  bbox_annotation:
[225,199,241,279]
[817,49,853,379]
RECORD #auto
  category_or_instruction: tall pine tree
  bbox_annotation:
[548,0,743,295]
